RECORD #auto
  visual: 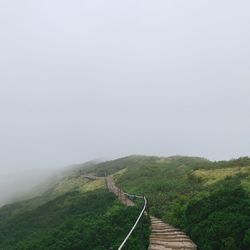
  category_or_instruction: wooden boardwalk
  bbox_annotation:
[84,175,197,250]
[106,175,134,206]
[149,216,197,250]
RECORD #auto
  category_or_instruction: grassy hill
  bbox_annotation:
[0,175,149,250]
[1,155,250,250]
[81,155,250,250]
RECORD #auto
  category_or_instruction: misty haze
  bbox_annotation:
[0,1,249,250]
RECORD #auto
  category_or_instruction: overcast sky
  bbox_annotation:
[1,0,250,177]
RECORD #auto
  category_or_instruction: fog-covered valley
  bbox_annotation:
[0,168,60,207]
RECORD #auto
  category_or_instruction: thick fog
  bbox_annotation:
[1,1,250,205]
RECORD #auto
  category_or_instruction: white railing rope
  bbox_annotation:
[118,195,147,250]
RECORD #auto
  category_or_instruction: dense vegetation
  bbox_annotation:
[2,155,250,250]
[184,177,250,249]
[0,183,150,249]
[84,155,250,250]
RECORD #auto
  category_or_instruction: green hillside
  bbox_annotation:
[0,176,150,250]
[82,155,250,250]
[1,155,250,250]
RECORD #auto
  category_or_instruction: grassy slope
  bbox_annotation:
[84,155,250,250]
[0,175,150,250]
[0,175,104,218]
[2,155,250,250]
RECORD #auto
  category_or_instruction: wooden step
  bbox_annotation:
[150,240,196,249]
[149,216,197,250]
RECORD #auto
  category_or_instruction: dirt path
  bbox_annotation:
[105,175,197,250]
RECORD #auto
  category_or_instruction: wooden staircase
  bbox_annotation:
[89,174,197,250]
[149,216,197,250]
